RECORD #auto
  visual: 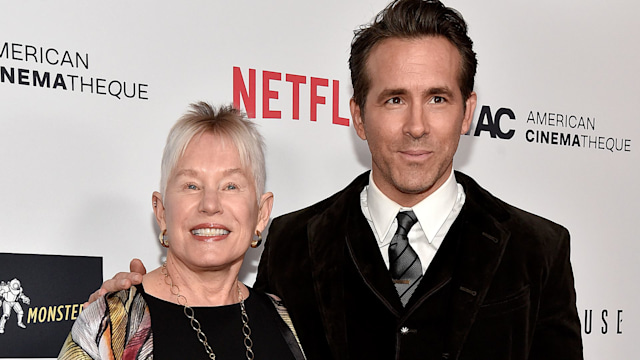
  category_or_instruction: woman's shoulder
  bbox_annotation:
[60,286,152,359]
[248,288,306,359]
[106,285,144,301]
[78,286,146,327]
[261,291,287,310]
[247,287,284,309]
[96,286,147,314]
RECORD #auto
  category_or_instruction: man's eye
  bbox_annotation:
[386,97,402,105]
[186,184,198,190]
[225,183,238,190]
[432,96,445,104]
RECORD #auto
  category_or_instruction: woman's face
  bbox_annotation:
[154,131,272,271]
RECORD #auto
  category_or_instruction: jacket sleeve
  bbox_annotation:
[58,288,153,360]
[58,333,95,360]
[529,228,584,359]
[57,296,106,359]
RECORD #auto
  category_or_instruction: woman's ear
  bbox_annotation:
[152,191,166,230]
[256,192,274,232]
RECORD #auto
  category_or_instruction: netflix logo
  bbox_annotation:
[232,66,350,126]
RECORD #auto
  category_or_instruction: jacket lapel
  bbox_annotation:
[442,172,512,358]
[403,216,460,313]
[306,172,370,359]
[344,199,404,314]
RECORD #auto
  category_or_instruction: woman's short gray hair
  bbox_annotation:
[160,102,266,199]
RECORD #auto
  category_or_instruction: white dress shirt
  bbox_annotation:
[360,170,466,273]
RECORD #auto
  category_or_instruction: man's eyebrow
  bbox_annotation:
[376,88,407,102]
[375,86,456,102]
[423,86,455,97]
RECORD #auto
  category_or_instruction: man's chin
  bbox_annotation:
[391,172,438,195]
[397,184,434,195]
[393,177,438,196]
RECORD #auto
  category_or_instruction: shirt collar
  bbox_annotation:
[366,170,459,244]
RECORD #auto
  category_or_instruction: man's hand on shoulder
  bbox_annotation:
[83,258,147,308]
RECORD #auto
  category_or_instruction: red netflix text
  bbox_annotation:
[233,66,350,126]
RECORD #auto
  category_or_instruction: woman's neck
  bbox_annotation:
[142,255,247,307]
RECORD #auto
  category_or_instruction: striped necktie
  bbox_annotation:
[389,210,422,306]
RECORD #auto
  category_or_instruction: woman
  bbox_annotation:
[59,102,306,359]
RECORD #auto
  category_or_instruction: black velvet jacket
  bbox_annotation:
[255,171,583,360]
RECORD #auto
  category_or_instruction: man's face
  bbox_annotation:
[351,36,476,207]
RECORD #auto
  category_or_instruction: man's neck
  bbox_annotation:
[370,169,454,207]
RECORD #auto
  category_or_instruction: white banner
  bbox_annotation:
[1,1,637,358]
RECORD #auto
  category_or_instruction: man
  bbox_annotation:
[95,1,583,359]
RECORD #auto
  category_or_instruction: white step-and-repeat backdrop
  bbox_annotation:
[1,1,637,358]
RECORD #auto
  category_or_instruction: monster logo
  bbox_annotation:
[0,278,31,334]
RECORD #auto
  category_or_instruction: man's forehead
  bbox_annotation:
[364,37,463,92]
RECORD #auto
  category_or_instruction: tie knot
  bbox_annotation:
[395,211,418,236]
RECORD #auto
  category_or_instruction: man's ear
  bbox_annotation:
[256,192,274,232]
[152,191,166,230]
[350,98,367,140]
[461,91,477,135]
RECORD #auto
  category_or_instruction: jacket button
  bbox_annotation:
[400,326,415,334]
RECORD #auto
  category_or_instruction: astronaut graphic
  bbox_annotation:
[0,278,30,334]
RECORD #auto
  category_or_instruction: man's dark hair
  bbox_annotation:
[349,0,477,114]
